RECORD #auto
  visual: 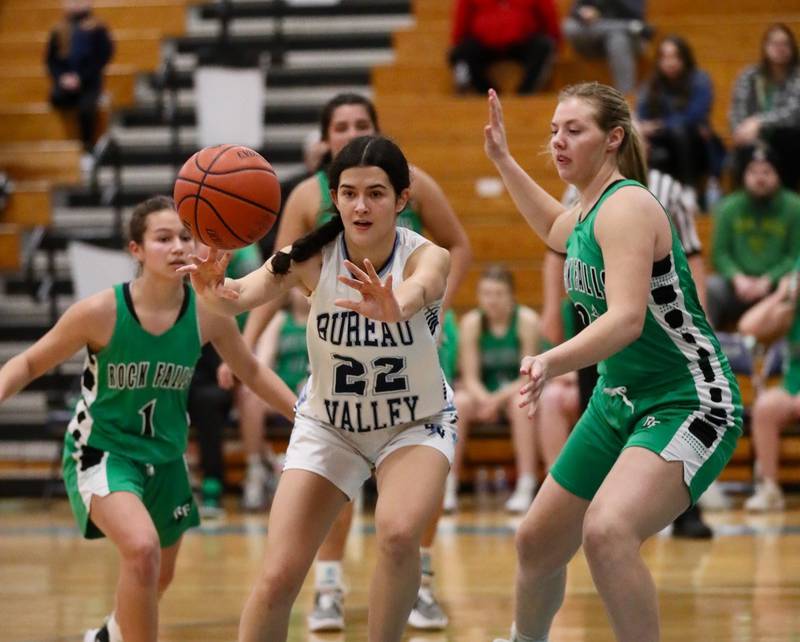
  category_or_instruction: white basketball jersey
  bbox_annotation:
[297,228,449,433]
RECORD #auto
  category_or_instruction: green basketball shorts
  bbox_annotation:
[550,380,742,504]
[62,432,199,547]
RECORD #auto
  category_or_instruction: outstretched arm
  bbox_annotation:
[335,244,450,322]
[484,89,569,250]
[0,294,108,402]
[181,247,309,317]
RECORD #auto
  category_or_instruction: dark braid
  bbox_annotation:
[270,215,344,275]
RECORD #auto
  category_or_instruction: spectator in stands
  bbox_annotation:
[446,266,541,514]
[449,0,562,95]
[730,23,800,190]
[46,0,114,168]
[189,242,264,518]
[707,145,800,329]
[562,0,650,94]
[232,287,310,512]
[637,35,723,190]
[737,266,800,512]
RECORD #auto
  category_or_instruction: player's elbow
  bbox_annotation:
[612,307,646,346]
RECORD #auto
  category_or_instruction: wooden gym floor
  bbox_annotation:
[2,494,799,642]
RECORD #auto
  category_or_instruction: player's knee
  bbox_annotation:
[515,521,567,579]
[120,534,161,587]
[753,389,786,422]
[252,562,305,608]
[375,518,418,564]
[515,520,546,565]
[582,509,633,564]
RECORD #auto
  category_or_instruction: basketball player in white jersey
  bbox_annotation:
[182,134,456,642]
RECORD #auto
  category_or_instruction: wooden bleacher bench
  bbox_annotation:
[0,141,81,183]
[0,103,112,144]
[0,223,21,271]
[0,1,189,36]
[0,29,162,70]
[0,182,51,228]
[0,64,138,107]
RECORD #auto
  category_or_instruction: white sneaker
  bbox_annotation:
[504,479,536,513]
[698,481,732,511]
[307,588,345,632]
[242,464,268,512]
[744,480,785,512]
[442,475,458,513]
[408,585,448,629]
[80,153,95,176]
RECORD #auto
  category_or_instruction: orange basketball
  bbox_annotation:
[173,145,280,250]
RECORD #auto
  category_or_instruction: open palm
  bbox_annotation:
[484,88,510,163]
[179,247,240,300]
[335,259,402,323]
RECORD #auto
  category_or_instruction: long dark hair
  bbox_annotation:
[644,35,697,116]
[759,23,799,79]
[271,135,410,275]
[315,93,380,171]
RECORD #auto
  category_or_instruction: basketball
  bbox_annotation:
[173,145,281,250]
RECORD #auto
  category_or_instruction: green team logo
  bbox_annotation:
[564,257,605,300]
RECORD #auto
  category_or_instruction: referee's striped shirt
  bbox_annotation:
[647,169,702,257]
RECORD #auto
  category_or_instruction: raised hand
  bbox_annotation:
[178,246,240,300]
[519,354,549,418]
[484,88,510,164]
[335,259,402,323]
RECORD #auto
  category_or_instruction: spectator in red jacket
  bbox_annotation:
[449,0,562,95]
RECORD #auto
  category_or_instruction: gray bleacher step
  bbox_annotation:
[91,162,305,188]
[135,84,373,109]
[187,14,414,37]
[0,294,73,324]
[111,124,318,147]
[173,48,394,72]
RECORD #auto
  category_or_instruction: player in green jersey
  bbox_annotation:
[237,93,472,632]
[447,265,540,514]
[738,263,800,511]
[0,197,296,642]
[484,83,742,642]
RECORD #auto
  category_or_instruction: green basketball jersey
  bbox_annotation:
[783,260,800,394]
[315,170,423,234]
[480,306,520,392]
[565,179,740,401]
[275,312,309,394]
[67,283,202,464]
[438,309,459,384]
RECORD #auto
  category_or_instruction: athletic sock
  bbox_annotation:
[107,613,123,642]
[512,622,547,642]
[420,547,434,587]
[315,560,343,591]
[246,453,264,470]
